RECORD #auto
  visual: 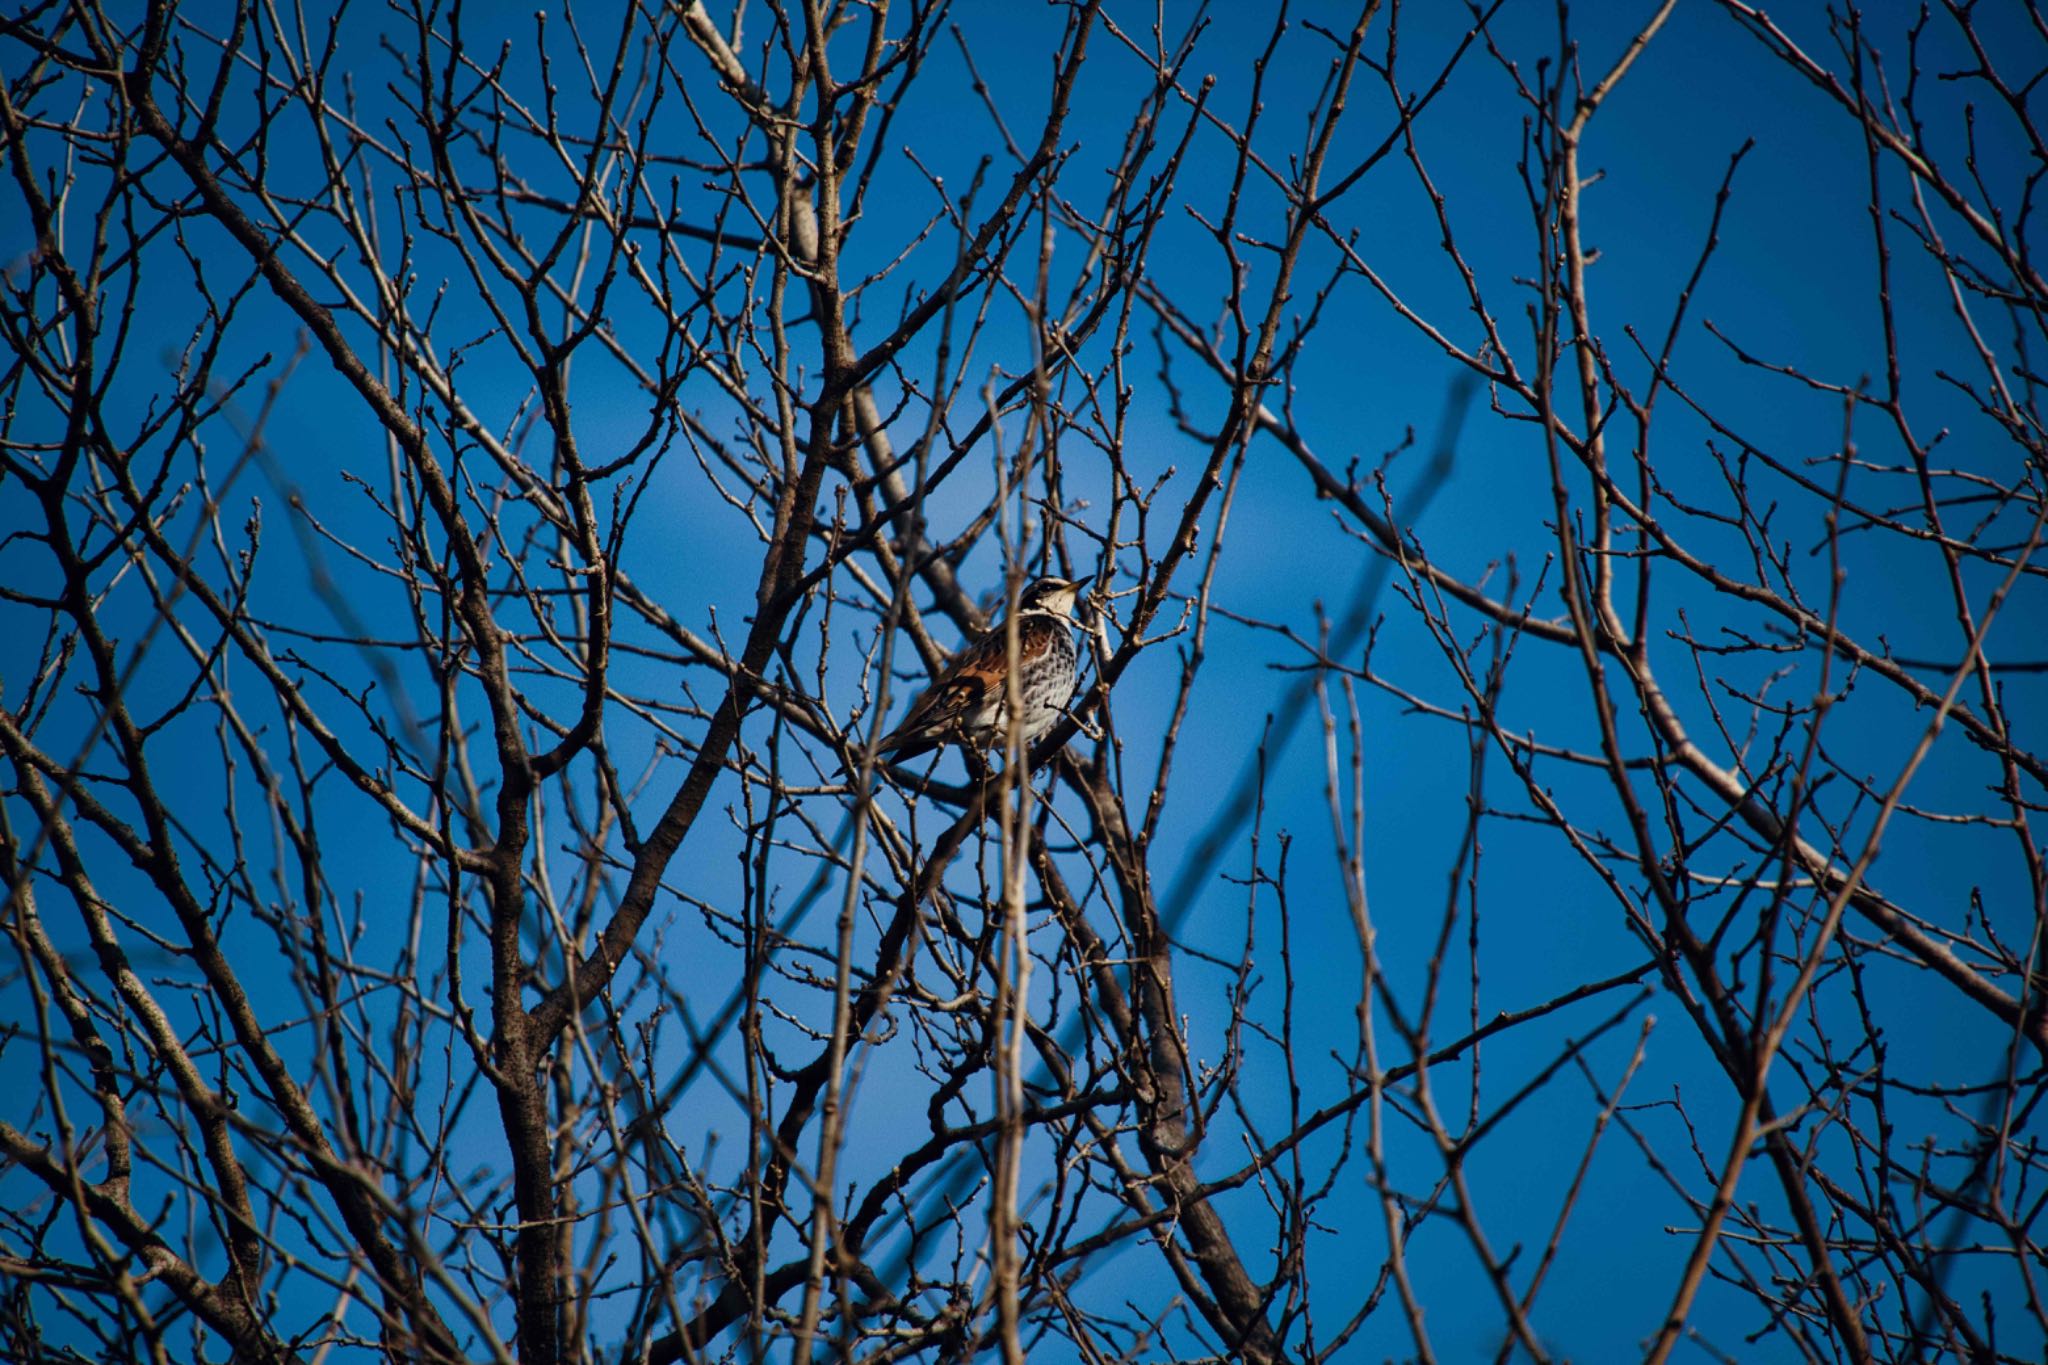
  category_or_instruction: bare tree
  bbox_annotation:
[2,2,2042,1361]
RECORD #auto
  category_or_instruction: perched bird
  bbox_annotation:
[874,576,1086,763]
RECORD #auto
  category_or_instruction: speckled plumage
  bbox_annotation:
[877,577,1084,762]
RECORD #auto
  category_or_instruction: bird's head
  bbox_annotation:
[1017,575,1085,620]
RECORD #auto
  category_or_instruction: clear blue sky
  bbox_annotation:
[2,1,2041,1360]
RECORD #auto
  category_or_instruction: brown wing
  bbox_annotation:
[877,624,1029,757]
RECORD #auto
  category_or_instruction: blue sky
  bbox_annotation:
[3,1,2043,1360]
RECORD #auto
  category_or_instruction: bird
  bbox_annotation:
[872,575,1086,763]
